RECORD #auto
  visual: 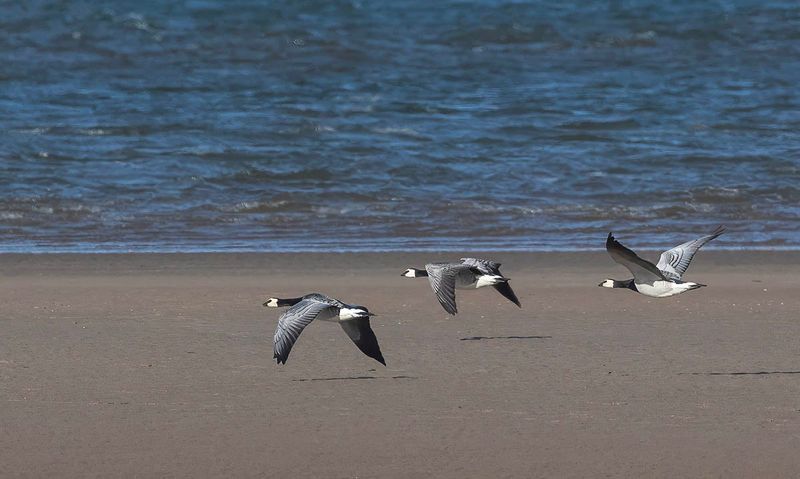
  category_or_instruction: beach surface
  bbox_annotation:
[1,251,800,478]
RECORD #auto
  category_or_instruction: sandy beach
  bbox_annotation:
[1,251,800,478]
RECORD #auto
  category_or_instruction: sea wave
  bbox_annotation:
[0,0,798,252]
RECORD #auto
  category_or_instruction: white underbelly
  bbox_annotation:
[634,280,687,298]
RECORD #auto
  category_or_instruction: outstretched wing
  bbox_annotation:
[656,226,725,281]
[425,263,474,315]
[273,299,336,364]
[340,318,386,365]
[606,233,667,284]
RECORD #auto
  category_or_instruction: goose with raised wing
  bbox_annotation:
[599,226,725,298]
[264,293,385,365]
[401,258,521,315]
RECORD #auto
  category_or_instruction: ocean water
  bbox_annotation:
[1,0,799,252]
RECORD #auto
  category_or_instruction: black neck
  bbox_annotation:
[415,268,429,277]
[619,279,637,291]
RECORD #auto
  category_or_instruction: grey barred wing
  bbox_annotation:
[273,299,337,364]
[656,226,725,281]
[460,257,502,275]
[425,263,474,315]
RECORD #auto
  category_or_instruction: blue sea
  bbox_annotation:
[1,0,799,252]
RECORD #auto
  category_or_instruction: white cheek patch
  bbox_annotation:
[402,269,416,277]
[265,298,279,307]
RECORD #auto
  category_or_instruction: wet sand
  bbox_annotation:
[1,252,800,478]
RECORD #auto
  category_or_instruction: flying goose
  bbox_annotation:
[600,226,725,298]
[264,293,385,365]
[401,258,521,315]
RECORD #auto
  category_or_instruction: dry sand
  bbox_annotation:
[1,251,799,478]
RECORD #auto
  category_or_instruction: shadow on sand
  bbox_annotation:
[460,335,552,341]
[292,375,416,382]
[688,370,800,376]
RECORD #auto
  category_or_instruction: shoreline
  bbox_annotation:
[2,250,799,277]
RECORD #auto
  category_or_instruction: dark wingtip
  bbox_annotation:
[493,282,521,308]
[440,302,458,315]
